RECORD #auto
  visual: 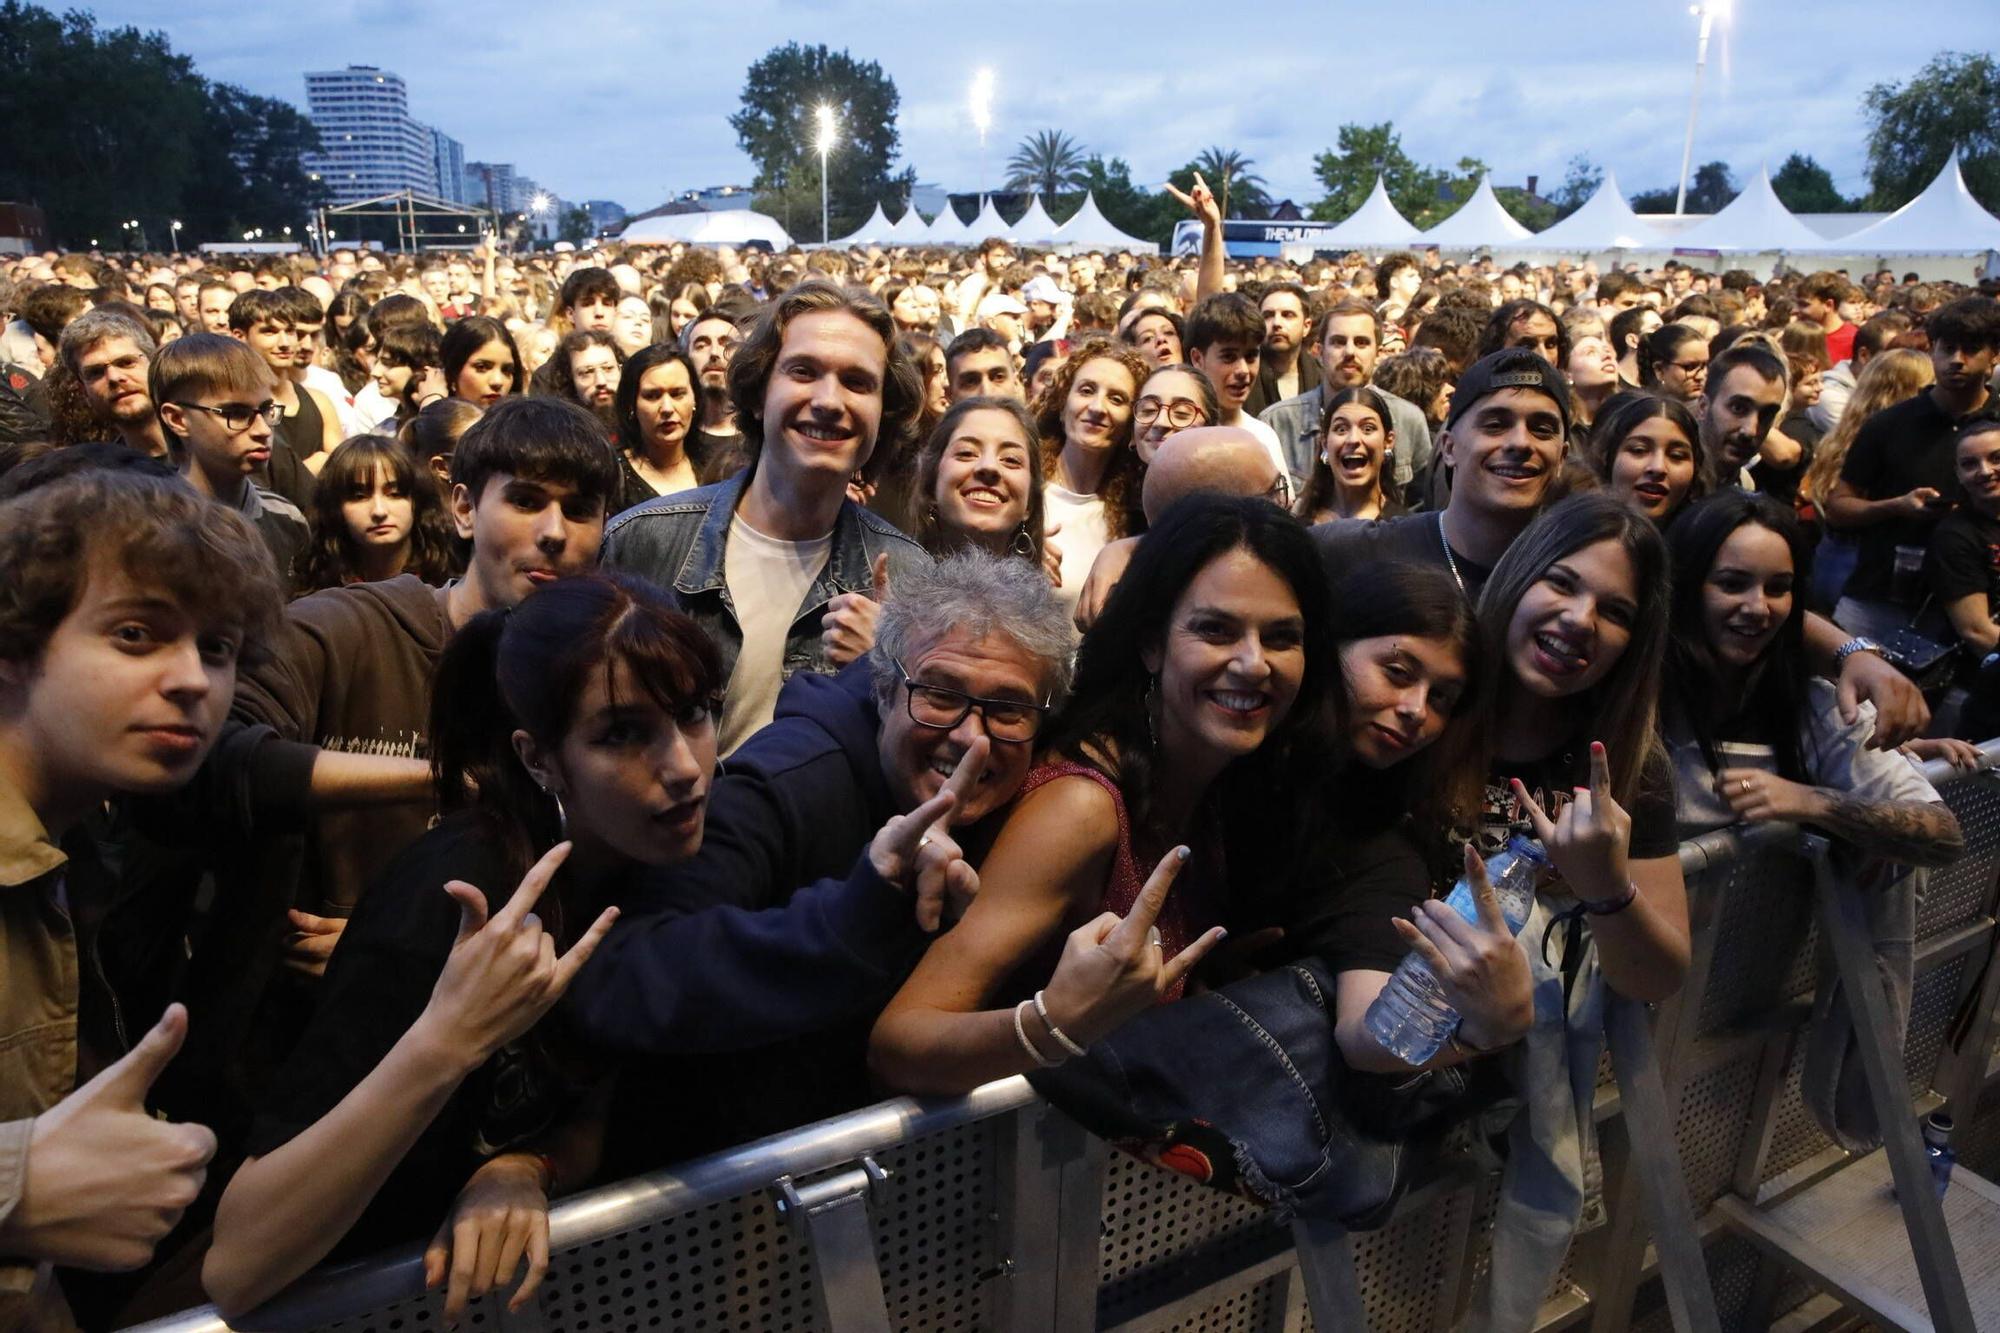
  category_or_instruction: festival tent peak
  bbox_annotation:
[1524,170,1663,252]
[1313,176,1424,249]
[619,208,793,248]
[1051,191,1158,254]
[1420,174,1533,250]
[1799,149,2000,256]
[884,206,932,243]
[968,196,1012,242]
[1010,195,1062,245]
[1668,165,1827,253]
[826,203,893,248]
[924,201,973,245]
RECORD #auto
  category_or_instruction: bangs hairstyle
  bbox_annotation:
[726,279,923,486]
[0,469,281,668]
[225,287,289,333]
[1045,493,1334,847]
[295,435,460,592]
[1296,385,1395,520]
[1032,337,1153,540]
[1664,491,1814,784]
[1431,491,1671,827]
[1586,390,1714,512]
[429,571,723,894]
[440,316,524,396]
[615,343,700,458]
[148,332,275,421]
[450,395,621,508]
[912,394,1047,560]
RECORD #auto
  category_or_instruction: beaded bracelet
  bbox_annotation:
[1032,990,1089,1058]
[1013,999,1063,1068]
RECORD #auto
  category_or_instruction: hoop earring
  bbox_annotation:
[542,787,569,841]
[1010,522,1036,558]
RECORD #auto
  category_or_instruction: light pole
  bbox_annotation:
[815,104,837,245]
[170,220,181,255]
[531,192,552,247]
[969,68,995,209]
[1674,0,1732,215]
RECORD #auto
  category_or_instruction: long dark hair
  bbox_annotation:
[326,289,371,394]
[1295,385,1395,521]
[911,394,1046,563]
[1430,492,1672,827]
[1587,390,1714,521]
[614,342,700,460]
[294,435,460,592]
[1044,494,1333,849]
[1663,491,1814,783]
[429,572,723,901]
[1638,323,1704,389]
[441,315,525,398]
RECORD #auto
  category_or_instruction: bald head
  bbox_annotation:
[1141,426,1282,524]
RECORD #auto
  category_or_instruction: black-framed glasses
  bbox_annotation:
[894,658,1050,743]
[1668,359,1709,377]
[175,400,282,432]
[1134,397,1209,430]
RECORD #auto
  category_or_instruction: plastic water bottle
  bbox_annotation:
[1924,1112,1956,1200]
[1364,835,1550,1066]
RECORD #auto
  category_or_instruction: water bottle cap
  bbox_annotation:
[1506,833,1551,865]
[1926,1111,1954,1133]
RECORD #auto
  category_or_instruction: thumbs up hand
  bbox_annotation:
[820,552,892,668]
[0,1004,218,1270]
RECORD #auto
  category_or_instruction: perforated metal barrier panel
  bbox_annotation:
[125,755,2000,1333]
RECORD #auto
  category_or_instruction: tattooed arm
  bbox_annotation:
[1717,767,1964,866]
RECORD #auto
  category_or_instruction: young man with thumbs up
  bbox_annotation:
[603,280,930,755]
[0,468,282,1326]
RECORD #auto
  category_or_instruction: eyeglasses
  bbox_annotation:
[174,400,283,432]
[894,658,1050,743]
[1668,359,1709,377]
[1134,398,1209,430]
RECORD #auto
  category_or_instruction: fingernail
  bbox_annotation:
[1176,846,1191,861]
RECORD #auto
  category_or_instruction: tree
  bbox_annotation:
[1551,154,1603,221]
[1494,187,1558,232]
[1005,130,1090,199]
[184,84,327,242]
[559,206,593,245]
[1770,153,1852,212]
[1862,51,2000,211]
[1191,147,1270,219]
[1687,161,1738,214]
[1310,122,1445,224]
[730,43,906,238]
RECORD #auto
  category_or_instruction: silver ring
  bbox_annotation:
[1740,778,1751,794]
[919,833,934,850]
[1146,926,1163,950]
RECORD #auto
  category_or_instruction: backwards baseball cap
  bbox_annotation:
[1445,348,1572,437]
[976,291,1030,319]
[1020,275,1069,308]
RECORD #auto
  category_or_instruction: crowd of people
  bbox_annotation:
[1,171,1997,1327]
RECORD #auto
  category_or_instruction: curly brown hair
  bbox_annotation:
[1030,336,1152,540]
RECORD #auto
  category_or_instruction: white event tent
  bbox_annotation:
[1669,166,1827,253]
[1421,175,1533,250]
[1009,195,1062,245]
[825,203,893,248]
[924,203,973,245]
[967,197,1012,241]
[1051,192,1157,253]
[620,209,792,248]
[1312,177,1423,249]
[1801,150,2000,258]
[884,207,932,243]
[1526,171,1662,253]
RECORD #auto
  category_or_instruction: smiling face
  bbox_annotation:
[1700,521,1794,672]
[932,406,1034,549]
[1606,415,1698,522]
[877,627,1048,826]
[759,309,887,488]
[1338,633,1465,769]
[1133,367,1212,463]
[1322,400,1391,493]
[1059,356,1137,456]
[1439,387,1566,521]
[1144,546,1306,770]
[1956,425,2000,517]
[519,656,716,867]
[1503,538,1639,699]
[1700,364,1787,472]
[452,473,605,611]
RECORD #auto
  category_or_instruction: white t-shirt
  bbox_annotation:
[718,512,832,754]
[1233,412,1291,487]
[1042,482,1112,615]
[303,365,376,439]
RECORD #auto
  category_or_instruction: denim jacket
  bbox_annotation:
[600,472,928,686]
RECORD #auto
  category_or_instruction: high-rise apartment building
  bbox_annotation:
[430,127,466,205]
[304,66,438,204]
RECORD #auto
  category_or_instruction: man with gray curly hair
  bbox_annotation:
[59,307,167,458]
[568,549,1075,1066]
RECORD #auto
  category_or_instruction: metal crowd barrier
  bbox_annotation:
[127,743,2000,1333]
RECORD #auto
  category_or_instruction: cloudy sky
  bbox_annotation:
[83,0,1979,211]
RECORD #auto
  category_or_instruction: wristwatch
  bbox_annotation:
[1833,636,1882,667]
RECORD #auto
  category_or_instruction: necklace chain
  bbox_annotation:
[1437,514,1467,598]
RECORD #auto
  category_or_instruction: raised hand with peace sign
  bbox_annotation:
[1510,740,1633,907]
[869,735,991,931]
[1037,846,1229,1049]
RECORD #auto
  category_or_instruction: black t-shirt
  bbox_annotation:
[1310,511,1491,602]
[1839,391,1998,602]
[244,813,597,1263]
[1476,741,1680,879]
[1925,507,2000,617]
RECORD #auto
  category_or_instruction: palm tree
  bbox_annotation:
[1193,147,1271,218]
[1005,130,1090,198]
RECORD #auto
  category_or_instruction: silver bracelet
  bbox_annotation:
[1013,1000,1063,1068]
[1033,990,1089,1058]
